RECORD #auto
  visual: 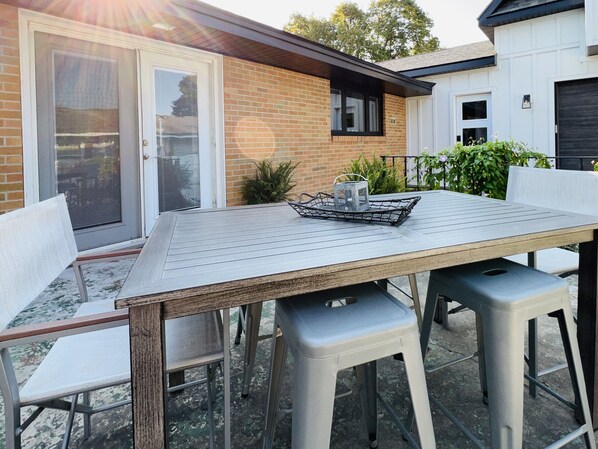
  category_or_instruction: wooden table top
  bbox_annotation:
[116,190,598,314]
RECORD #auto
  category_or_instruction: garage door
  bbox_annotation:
[555,77,598,170]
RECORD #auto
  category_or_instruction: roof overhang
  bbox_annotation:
[478,0,584,42]
[400,55,496,78]
[2,0,433,97]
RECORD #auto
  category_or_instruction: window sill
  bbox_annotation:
[331,132,383,137]
[331,134,386,142]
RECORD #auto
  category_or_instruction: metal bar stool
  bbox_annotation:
[419,258,595,449]
[236,274,423,398]
[263,282,435,449]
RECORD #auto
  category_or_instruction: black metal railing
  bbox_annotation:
[381,155,598,191]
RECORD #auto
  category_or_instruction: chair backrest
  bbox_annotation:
[0,195,78,330]
[506,166,598,216]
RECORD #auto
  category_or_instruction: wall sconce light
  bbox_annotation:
[521,94,532,109]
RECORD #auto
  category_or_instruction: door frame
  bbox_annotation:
[18,9,226,244]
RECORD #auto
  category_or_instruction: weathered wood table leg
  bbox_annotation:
[129,303,168,448]
[578,230,598,426]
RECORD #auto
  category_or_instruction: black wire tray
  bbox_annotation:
[288,193,420,226]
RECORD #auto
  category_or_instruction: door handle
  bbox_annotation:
[143,153,150,160]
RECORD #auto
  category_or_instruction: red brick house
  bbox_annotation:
[0,0,432,249]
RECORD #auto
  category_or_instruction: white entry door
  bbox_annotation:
[456,93,492,145]
[140,51,214,234]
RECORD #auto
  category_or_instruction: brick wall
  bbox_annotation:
[223,57,406,206]
[0,4,22,214]
[0,15,407,214]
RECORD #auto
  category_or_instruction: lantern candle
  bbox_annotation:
[333,174,370,212]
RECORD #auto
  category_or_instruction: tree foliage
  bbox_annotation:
[284,0,440,62]
[171,75,198,117]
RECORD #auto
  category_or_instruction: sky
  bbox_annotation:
[201,0,489,48]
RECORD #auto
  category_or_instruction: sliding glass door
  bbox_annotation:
[35,33,141,250]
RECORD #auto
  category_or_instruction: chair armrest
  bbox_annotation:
[0,309,129,349]
[72,248,142,302]
[74,248,142,265]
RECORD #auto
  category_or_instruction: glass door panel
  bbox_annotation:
[53,52,122,229]
[154,70,201,212]
[35,33,141,250]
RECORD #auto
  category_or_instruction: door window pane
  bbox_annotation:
[346,92,365,132]
[463,128,487,144]
[53,52,121,229]
[155,70,201,212]
[462,100,487,120]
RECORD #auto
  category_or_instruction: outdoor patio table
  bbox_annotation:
[115,190,598,449]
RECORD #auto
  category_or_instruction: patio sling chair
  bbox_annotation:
[0,195,230,449]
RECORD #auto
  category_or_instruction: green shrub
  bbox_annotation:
[344,154,405,194]
[417,140,551,199]
[241,159,299,205]
[594,160,598,172]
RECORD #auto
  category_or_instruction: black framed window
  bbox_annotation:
[330,86,382,135]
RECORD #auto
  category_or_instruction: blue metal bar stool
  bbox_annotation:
[263,282,435,449]
[420,258,595,449]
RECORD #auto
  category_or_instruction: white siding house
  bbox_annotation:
[380,0,598,170]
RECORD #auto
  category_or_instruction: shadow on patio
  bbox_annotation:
[0,259,592,448]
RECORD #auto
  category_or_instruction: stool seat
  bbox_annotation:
[431,258,570,312]
[264,282,435,449]
[276,283,417,359]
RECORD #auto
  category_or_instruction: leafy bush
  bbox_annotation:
[158,157,195,211]
[344,154,405,194]
[417,140,551,199]
[594,160,598,172]
[241,160,299,205]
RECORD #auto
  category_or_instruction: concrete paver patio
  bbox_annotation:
[0,259,593,448]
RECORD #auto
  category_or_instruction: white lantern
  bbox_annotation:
[333,174,369,212]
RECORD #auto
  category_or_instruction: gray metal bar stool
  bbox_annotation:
[237,275,423,398]
[419,258,595,449]
[263,282,435,449]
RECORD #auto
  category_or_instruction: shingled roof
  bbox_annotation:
[377,41,496,78]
